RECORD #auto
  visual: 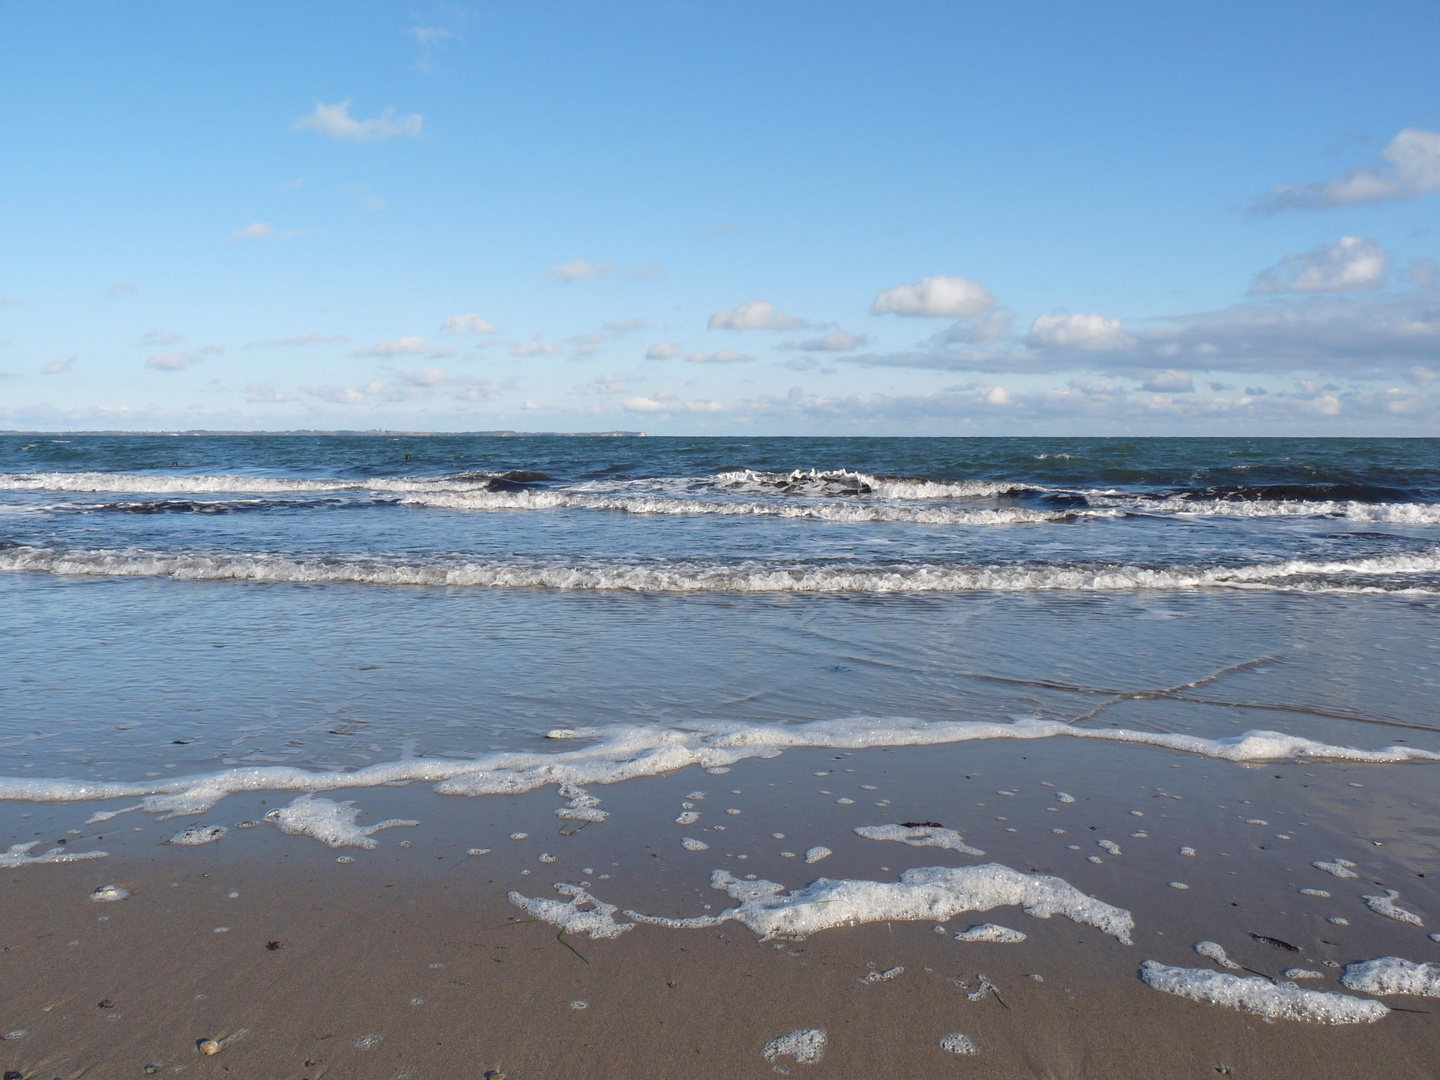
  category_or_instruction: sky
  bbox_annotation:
[1,1,1438,435]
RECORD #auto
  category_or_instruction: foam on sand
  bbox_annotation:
[627,863,1133,943]
[761,1028,826,1067]
[1363,890,1424,926]
[0,841,108,868]
[1194,941,1242,969]
[2,715,1435,820]
[939,1032,980,1055]
[1139,961,1389,1024]
[955,923,1027,943]
[803,846,832,864]
[262,795,418,849]
[167,824,226,846]
[1341,957,1440,997]
[854,824,984,856]
[507,883,634,940]
[1313,858,1359,878]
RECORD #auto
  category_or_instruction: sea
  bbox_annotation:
[2,433,1439,810]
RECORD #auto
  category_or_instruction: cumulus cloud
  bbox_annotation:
[511,338,559,357]
[146,352,201,371]
[1254,128,1440,213]
[784,330,869,352]
[1251,236,1390,294]
[364,337,429,357]
[982,385,1011,405]
[43,360,72,375]
[870,275,995,318]
[398,367,448,387]
[245,383,298,403]
[1138,369,1195,392]
[552,259,614,281]
[707,300,804,331]
[226,222,273,242]
[441,314,497,335]
[292,100,422,141]
[624,393,723,413]
[686,350,754,364]
[646,342,683,360]
[243,333,349,349]
[1026,312,1132,350]
[845,289,1440,376]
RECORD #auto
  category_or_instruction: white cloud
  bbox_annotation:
[624,394,723,413]
[785,330,868,352]
[686,350,754,364]
[442,314,497,335]
[43,360,72,375]
[399,367,448,387]
[1138,369,1195,392]
[292,101,422,141]
[551,259,614,281]
[646,342,683,360]
[243,333,349,349]
[405,26,452,45]
[707,300,804,331]
[245,383,298,403]
[365,337,429,357]
[1255,128,1440,212]
[226,222,273,242]
[146,352,201,371]
[306,381,385,404]
[511,338,559,357]
[870,275,995,318]
[932,309,1015,345]
[983,385,1011,405]
[1250,236,1390,294]
[1026,312,1132,350]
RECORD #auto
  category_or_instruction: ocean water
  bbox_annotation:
[2,433,1439,800]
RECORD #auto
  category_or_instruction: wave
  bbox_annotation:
[3,545,1439,594]
[0,470,537,496]
[2,715,1433,816]
[715,469,1033,500]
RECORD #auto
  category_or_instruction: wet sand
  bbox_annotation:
[3,739,1438,1079]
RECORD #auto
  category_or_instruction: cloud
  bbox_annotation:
[441,314,496,335]
[686,350,754,364]
[982,385,1011,405]
[105,285,137,298]
[568,319,645,360]
[592,372,639,395]
[1138,369,1195,392]
[624,393,723,413]
[305,381,385,404]
[707,300,804,331]
[292,100,422,141]
[245,383,298,403]
[226,222,273,242]
[146,352,201,371]
[1250,236,1390,294]
[783,330,869,352]
[629,264,665,280]
[845,289,1440,376]
[931,309,1015,345]
[140,331,182,346]
[43,360,72,375]
[511,338,559,357]
[552,259,614,281]
[1026,312,1133,350]
[1254,128,1440,212]
[243,333,349,349]
[646,342,683,360]
[364,337,429,357]
[870,275,995,318]
[405,26,452,45]
[398,367,447,387]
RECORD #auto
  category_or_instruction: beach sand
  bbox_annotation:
[3,739,1437,1079]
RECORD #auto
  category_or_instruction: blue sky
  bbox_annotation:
[1,1,1438,434]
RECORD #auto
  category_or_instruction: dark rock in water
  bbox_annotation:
[901,821,944,829]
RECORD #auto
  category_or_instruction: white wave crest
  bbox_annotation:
[0,715,1431,818]
[715,468,1032,500]
[4,545,1440,595]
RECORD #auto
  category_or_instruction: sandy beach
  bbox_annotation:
[5,738,1437,1079]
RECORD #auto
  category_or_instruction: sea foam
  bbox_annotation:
[1139,961,1388,1023]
